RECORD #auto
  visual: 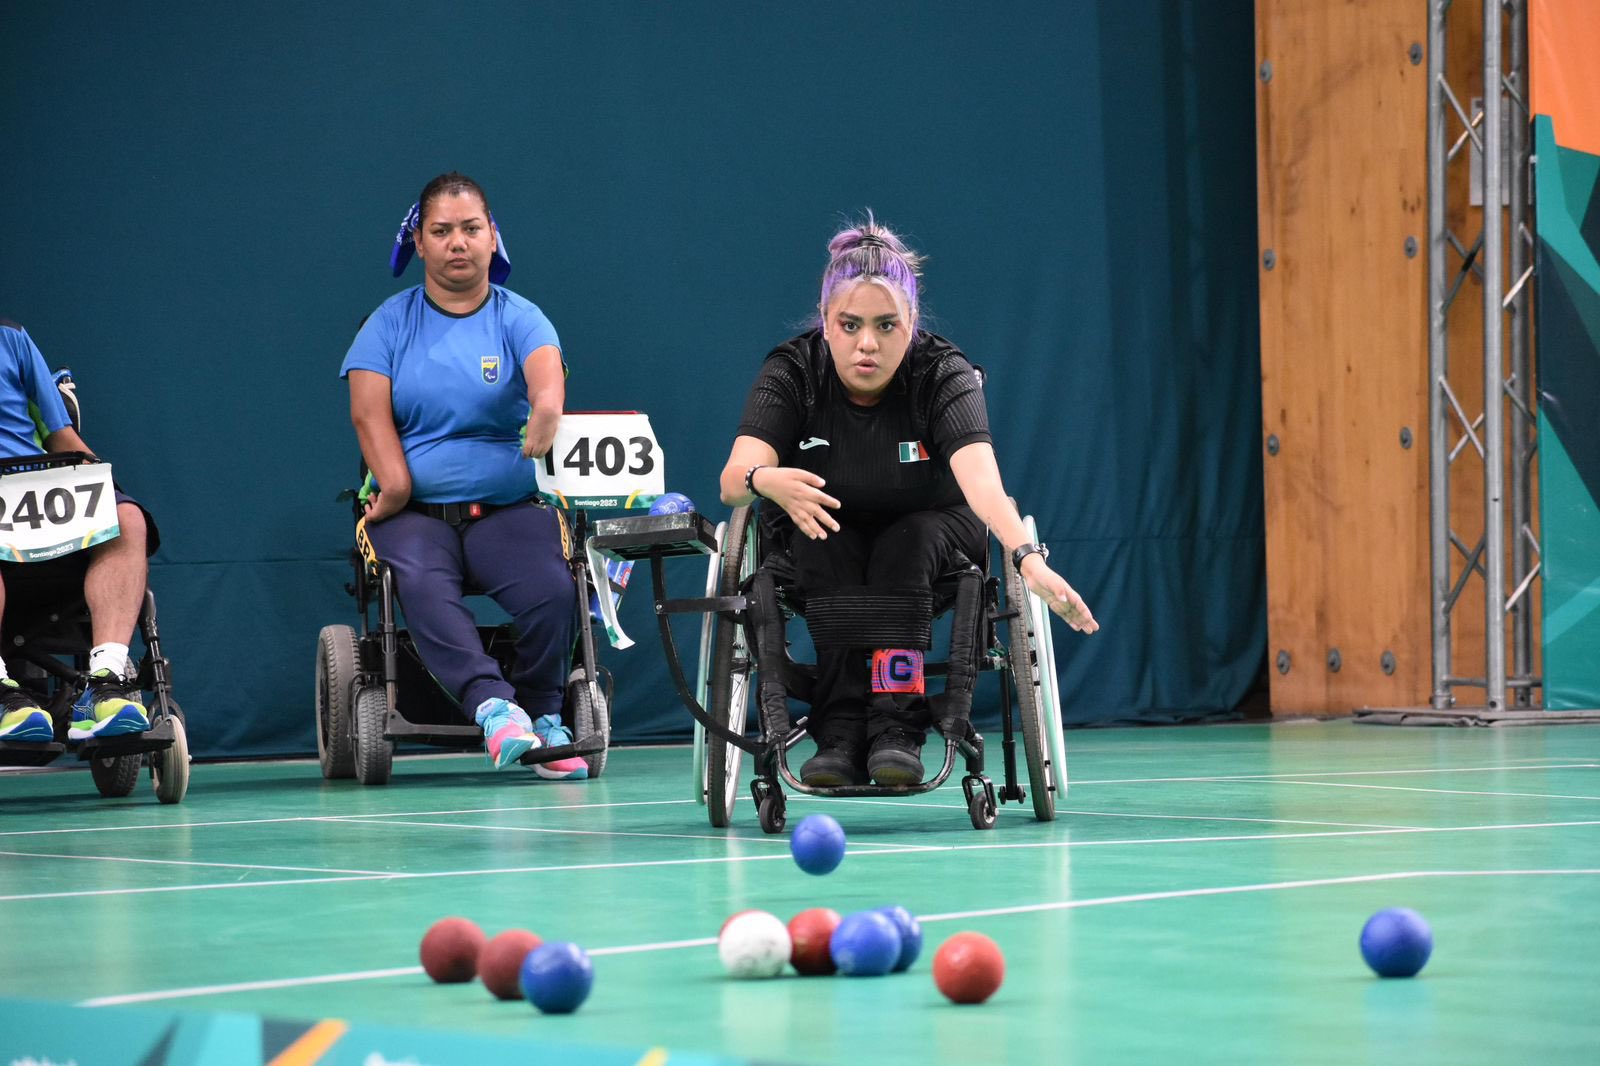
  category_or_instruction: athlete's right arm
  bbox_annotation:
[718,435,841,540]
[348,369,411,523]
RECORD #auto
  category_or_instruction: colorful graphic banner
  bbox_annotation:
[1531,0,1600,709]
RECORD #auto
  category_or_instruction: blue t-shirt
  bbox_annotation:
[0,322,71,459]
[340,286,563,504]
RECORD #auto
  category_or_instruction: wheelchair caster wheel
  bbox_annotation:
[758,791,787,834]
[967,788,997,830]
[152,710,190,805]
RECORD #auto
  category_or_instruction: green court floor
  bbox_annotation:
[2,720,1598,1065]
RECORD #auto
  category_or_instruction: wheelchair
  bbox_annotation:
[585,501,1066,833]
[315,483,612,785]
[0,452,190,804]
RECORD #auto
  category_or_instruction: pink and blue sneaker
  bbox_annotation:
[529,714,589,781]
[476,698,542,769]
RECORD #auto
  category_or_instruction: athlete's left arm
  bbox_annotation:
[521,344,564,459]
[948,442,1099,634]
[43,425,97,461]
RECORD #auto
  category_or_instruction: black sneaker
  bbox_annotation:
[800,739,866,787]
[867,728,926,787]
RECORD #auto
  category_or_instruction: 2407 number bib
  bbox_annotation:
[0,462,120,563]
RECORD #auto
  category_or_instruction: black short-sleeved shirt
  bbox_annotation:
[736,330,991,516]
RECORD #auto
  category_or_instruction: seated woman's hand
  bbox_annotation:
[1021,556,1099,634]
[759,467,842,541]
[364,486,410,524]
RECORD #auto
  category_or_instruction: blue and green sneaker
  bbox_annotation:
[0,679,54,743]
[68,669,150,741]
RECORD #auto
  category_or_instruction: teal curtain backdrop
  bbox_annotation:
[0,1,1263,757]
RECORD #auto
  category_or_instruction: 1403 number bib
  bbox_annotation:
[535,412,665,508]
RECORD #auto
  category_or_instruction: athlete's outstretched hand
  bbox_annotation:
[756,467,841,540]
[1020,556,1098,634]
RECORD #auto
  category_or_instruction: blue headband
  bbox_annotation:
[389,201,512,284]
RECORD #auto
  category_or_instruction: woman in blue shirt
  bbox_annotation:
[341,172,586,778]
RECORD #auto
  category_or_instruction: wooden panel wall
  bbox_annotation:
[1255,0,1432,715]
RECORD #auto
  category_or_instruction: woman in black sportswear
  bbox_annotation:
[719,217,1099,788]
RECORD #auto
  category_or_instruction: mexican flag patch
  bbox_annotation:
[898,440,930,463]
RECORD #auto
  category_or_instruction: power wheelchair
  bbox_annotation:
[315,481,612,785]
[0,449,190,804]
[585,501,1066,832]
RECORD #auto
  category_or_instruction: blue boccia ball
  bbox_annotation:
[519,941,595,1013]
[650,492,695,515]
[1360,907,1433,978]
[830,910,902,977]
[790,814,847,876]
[876,905,923,972]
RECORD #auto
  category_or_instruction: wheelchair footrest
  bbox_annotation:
[517,730,605,766]
[75,717,177,761]
[0,740,65,767]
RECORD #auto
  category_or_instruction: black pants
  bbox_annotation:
[788,505,986,744]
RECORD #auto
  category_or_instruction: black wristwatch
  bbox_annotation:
[1012,543,1049,571]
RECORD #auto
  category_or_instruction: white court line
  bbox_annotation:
[0,850,387,877]
[0,798,698,839]
[322,816,929,851]
[343,799,697,819]
[920,868,1600,922]
[0,853,801,903]
[792,794,1419,830]
[79,867,1600,1008]
[3,765,1587,838]
[9,818,1599,904]
[1275,780,1600,802]
[1070,763,1600,785]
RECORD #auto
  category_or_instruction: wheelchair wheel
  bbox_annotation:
[757,789,786,834]
[90,753,141,798]
[1023,515,1069,799]
[1001,550,1056,822]
[704,506,757,827]
[691,522,726,803]
[353,684,394,785]
[315,625,359,780]
[968,788,998,830]
[152,708,190,805]
[569,670,609,779]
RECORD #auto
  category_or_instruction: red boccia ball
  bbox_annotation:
[788,907,842,975]
[479,929,544,1000]
[933,932,1005,1004]
[419,917,486,983]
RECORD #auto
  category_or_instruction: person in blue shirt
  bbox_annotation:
[341,172,587,778]
[0,320,157,745]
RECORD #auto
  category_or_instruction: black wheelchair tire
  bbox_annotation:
[968,789,998,830]
[568,672,609,779]
[757,790,786,834]
[152,710,190,805]
[353,684,394,785]
[90,752,141,798]
[705,506,755,828]
[315,625,359,780]
[1001,553,1057,822]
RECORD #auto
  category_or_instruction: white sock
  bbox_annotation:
[0,656,9,681]
[89,643,130,679]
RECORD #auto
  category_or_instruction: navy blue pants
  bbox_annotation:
[363,501,576,720]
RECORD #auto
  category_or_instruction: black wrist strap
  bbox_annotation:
[1012,543,1048,571]
[745,465,768,500]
